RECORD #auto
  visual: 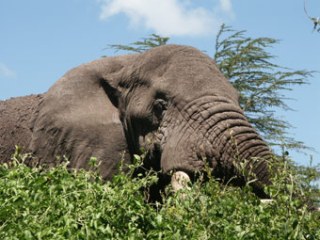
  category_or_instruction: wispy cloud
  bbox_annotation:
[0,63,16,78]
[218,0,234,19]
[99,0,234,36]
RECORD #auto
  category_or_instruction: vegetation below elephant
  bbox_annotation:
[0,152,319,239]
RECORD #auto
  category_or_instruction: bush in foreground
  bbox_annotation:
[0,154,319,239]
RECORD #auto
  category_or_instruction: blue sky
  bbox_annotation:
[1,0,319,166]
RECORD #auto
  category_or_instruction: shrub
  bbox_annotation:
[0,154,319,239]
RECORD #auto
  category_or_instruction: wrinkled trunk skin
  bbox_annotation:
[0,95,43,162]
[159,96,272,197]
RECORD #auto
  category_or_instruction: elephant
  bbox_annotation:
[0,45,272,198]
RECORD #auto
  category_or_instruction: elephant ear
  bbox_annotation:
[29,57,131,179]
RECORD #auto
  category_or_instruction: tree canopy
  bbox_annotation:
[214,24,311,151]
[109,34,169,53]
[109,25,311,154]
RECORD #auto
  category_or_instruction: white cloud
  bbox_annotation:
[0,63,16,78]
[99,0,234,36]
[218,0,234,18]
[219,0,232,13]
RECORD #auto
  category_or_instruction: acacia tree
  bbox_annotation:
[109,25,311,153]
[214,24,311,151]
[109,25,319,205]
[212,26,318,203]
[109,34,169,53]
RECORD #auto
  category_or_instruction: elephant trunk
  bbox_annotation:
[203,100,272,185]
[200,97,271,183]
[161,96,272,194]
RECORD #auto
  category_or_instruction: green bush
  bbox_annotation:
[0,154,319,239]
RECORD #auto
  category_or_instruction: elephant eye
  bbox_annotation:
[153,99,167,119]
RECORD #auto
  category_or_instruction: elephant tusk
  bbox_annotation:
[171,171,191,192]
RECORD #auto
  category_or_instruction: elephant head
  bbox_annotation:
[30,45,272,196]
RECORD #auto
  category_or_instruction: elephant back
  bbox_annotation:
[0,94,43,162]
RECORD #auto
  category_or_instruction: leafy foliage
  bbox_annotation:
[214,24,311,151]
[0,152,319,239]
[109,34,169,53]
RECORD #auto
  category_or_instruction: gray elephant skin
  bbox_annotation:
[0,45,272,198]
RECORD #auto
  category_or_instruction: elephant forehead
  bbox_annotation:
[134,45,210,76]
[152,69,238,105]
[135,46,239,102]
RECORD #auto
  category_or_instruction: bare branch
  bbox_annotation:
[304,0,320,32]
